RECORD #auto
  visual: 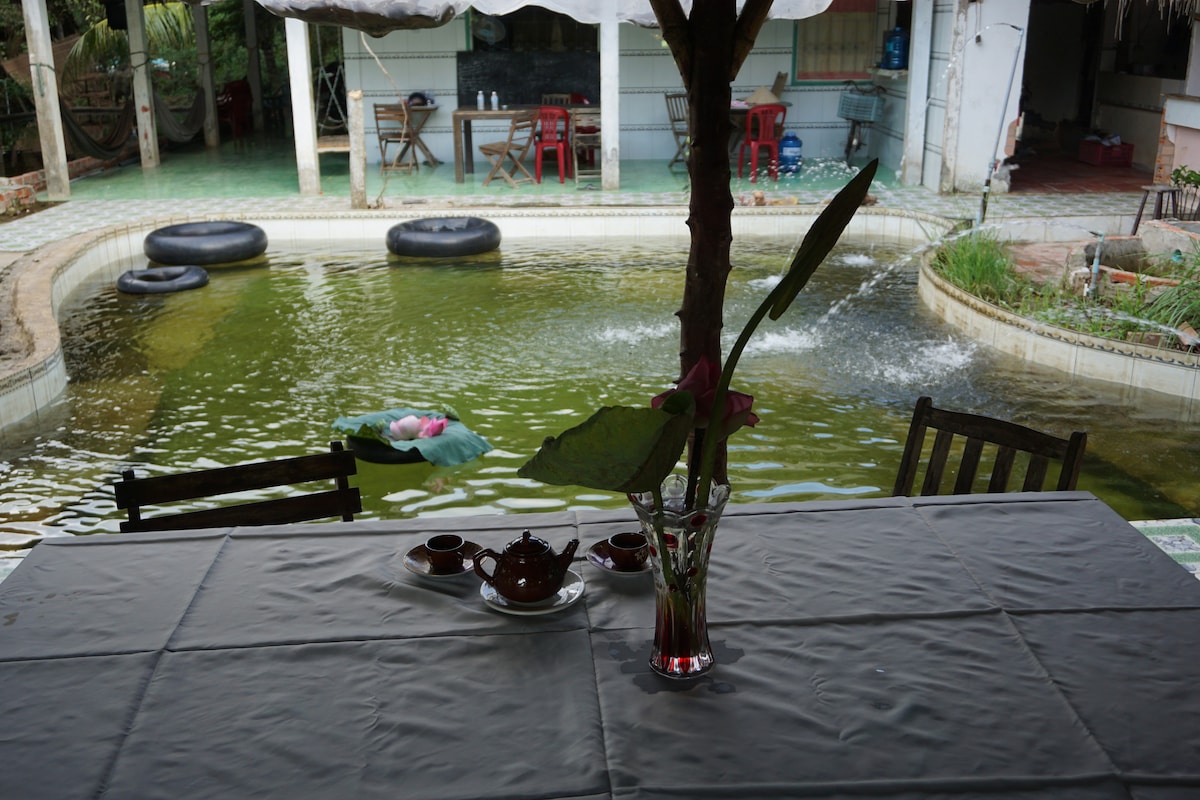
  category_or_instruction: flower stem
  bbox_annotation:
[694,296,774,507]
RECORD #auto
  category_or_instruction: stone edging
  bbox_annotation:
[918,260,1200,408]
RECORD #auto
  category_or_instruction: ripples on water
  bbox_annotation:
[2,235,1198,536]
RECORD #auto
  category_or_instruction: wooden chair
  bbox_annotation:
[665,92,689,167]
[737,103,786,183]
[573,108,601,184]
[893,396,1087,497]
[374,103,418,174]
[115,441,361,533]
[479,110,537,188]
[541,93,571,106]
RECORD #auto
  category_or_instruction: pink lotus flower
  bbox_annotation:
[387,415,447,441]
[389,415,424,440]
[651,355,758,441]
[418,417,447,438]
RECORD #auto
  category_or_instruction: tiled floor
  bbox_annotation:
[0,136,1149,254]
[1008,149,1150,194]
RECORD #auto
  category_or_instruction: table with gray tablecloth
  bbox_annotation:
[2,492,1199,799]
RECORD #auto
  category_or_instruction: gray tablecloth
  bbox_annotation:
[2,492,1198,799]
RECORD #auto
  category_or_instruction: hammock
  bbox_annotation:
[58,98,136,160]
[57,89,206,161]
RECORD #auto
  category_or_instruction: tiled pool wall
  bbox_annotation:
[919,261,1200,417]
[0,205,954,433]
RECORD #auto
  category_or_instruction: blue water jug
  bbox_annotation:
[882,27,909,70]
[779,132,803,174]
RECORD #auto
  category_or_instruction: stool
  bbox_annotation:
[1132,185,1180,234]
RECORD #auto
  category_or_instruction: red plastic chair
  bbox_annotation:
[737,103,786,183]
[217,79,253,140]
[535,105,572,184]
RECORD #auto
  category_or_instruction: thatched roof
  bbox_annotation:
[0,34,80,90]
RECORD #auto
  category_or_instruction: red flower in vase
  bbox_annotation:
[650,355,759,442]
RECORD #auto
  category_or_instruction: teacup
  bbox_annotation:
[607,531,649,571]
[425,534,466,573]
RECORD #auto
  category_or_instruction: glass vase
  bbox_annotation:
[629,477,731,679]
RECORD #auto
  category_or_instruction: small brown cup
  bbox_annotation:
[607,531,649,571]
[426,534,466,573]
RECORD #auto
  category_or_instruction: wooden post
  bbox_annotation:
[20,0,69,199]
[126,0,160,168]
[193,3,220,148]
[244,0,265,132]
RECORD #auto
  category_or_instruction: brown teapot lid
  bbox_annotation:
[506,529,548,555]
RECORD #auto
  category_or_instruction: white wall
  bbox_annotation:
[939,0,1031,193]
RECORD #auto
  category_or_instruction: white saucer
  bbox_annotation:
[480,569,585,615]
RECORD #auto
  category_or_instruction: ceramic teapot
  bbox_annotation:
[473,530,579,604]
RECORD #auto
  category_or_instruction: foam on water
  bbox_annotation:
[595,322,677,345]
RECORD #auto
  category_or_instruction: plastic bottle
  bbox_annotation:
[779,132,803,174]
[490,91,499,110]
[882,27,909,70]
[476,90,485,110]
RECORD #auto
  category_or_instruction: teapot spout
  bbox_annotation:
[558,538,580,571]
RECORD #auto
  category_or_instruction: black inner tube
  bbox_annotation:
[386,217,501,259]
[145,221,268,266]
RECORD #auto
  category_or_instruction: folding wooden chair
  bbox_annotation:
[114,441,362,533]
[374,103,418,174]
[479,110,537,188]
[573,108,601,184]
[893,396,1087,497]
[665,92,690,167]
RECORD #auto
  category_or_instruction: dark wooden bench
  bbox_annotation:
[115,441,361,533]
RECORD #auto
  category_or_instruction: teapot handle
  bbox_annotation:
[472,548,500,586]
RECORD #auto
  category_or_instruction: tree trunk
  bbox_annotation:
[651,0,772,484]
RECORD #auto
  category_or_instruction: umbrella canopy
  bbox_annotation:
[245,0,833,36]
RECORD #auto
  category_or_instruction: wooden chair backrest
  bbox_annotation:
[115,441,361,533]
[665,92,689,132]
[893,397,1088,497]
[374,103,411,139]
[541,93,571,106]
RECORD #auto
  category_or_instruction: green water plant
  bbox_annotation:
[517,160,879,513]
[932,230,1029,306]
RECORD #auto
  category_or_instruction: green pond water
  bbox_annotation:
[1,234,1198,537]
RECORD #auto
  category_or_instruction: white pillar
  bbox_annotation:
[286,18,321,195]
[901,0,933,186]
[20,0,69,199]
[599,11,620,190]
[244,0,265,131]
[348,90,367,209]
[126,0,160,168]
[193,4,219,148]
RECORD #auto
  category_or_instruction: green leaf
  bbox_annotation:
[517,396,694,494]
[768,158,879,320]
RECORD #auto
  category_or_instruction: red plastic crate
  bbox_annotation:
[1078,140,1133,167]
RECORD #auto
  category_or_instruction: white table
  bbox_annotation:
[2,492,1198,799]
